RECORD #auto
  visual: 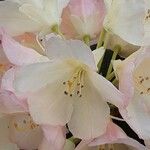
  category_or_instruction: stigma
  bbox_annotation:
[63,67,85,98]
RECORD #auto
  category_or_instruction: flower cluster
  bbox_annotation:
[0,0,150,150]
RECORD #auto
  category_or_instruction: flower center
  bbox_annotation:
[134,74,150,95]
[63,67,85,97]
[9,114,39,132]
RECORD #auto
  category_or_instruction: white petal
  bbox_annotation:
[0,1,40,36]
[88,71,125,108]
[14,60,74,93]
[120,91,150,139]
[45,37,96,70]
[12,0,43,9]
[27,80,74,125]
[104,0,145,46]
[0,116,19,149]
[92,47,105,66]
[0,116,11,144]
[43,0,70,24]
[68,75,110,139]
[19,3,48,25]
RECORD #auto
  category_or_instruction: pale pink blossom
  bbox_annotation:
[0,0,70,36]
[61,0,106,39]
[104,0,150,47]
[75,122,147,150]
[13,34,124,140]
[0,30,67,150]
[113,46,150,139]
[0,90,66,150]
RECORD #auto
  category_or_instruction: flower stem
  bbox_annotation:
[96,28,106,48]
[106,71,115,80]
[83,35,91,46]
[97,32,110,73]
[106,45,121,78]
[112,78,118,85]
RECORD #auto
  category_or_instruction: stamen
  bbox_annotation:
[64,91,68,95]
[10,114,39,132]
[63,68,85,97]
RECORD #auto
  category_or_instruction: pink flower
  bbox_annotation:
[61,0,106,39]
[0,91,66,149]
[113,46,150,139]
[0,29,67,149]
[75,122,147,150]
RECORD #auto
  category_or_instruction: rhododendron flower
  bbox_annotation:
[75,122,147,150]
[13,36,124,140]
[0,30,69,149]
[0,90,42,149]
[61,0,106,39]
[113,46,150,139]
[0,0,70,36]
[104,0,150,46]
[0,90,67,150]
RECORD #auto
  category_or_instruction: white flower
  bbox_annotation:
[104,0,150,46]
[0,0,70,36]
[14,37,124,140]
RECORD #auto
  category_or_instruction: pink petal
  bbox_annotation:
[14,32,44,55]
[39,125,66,150]
[1,67,28,111]
[0,90,26,114]
[0,28,48,66]
[76,122,147,150]
[89,122,147,150]
[61,0,106,39]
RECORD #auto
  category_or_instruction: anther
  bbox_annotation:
[140,91,144,95]
[64,91,68,95]
[140,79,144,84]
[70,94,73,97]
[23,120,26,124]
[79,94,82,97]
[147,88,150,92]
[77,91,80,95]
[146,77,149,80]
[63,82,66,85]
